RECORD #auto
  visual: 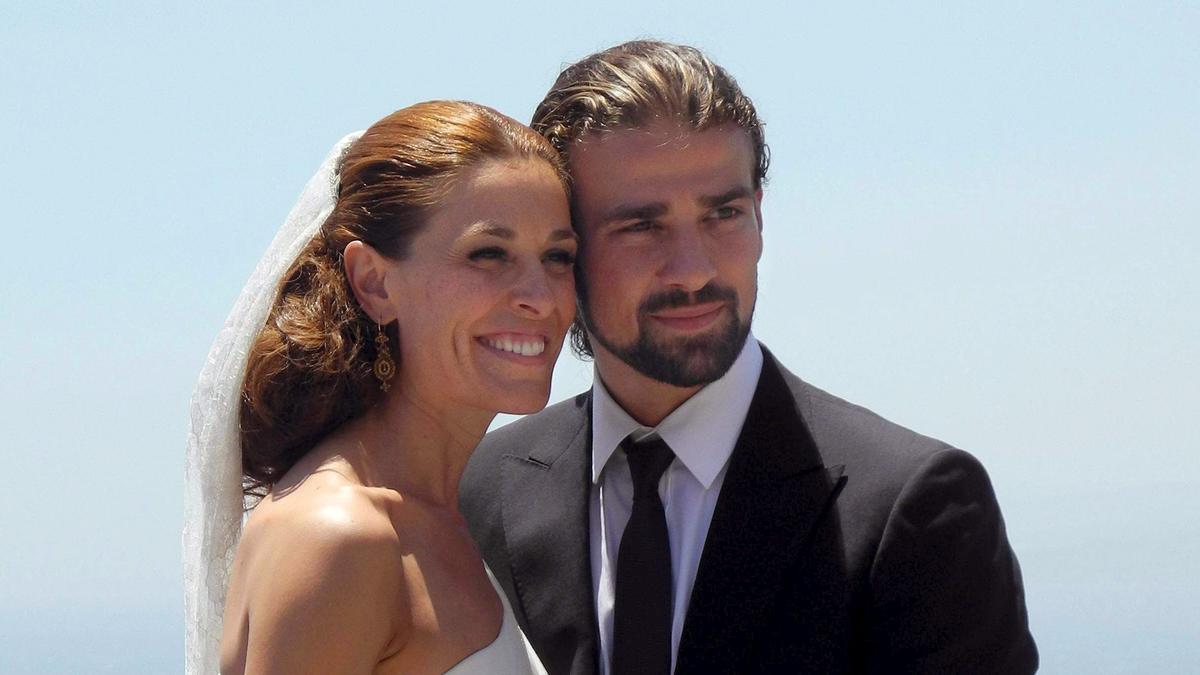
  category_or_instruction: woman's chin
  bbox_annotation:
[496,400,550,416]
[490,386,552,416]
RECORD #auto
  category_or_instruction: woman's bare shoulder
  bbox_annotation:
[248,456,403,572]
[227,468,409,673]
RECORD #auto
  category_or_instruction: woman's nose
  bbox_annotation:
[510,263,557,317]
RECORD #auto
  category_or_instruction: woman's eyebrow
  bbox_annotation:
[463,221,515,239]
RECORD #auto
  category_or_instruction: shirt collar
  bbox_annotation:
[591,333,764,489]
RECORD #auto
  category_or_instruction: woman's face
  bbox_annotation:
[386,157,576,415]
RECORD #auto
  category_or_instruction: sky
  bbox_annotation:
[1,1,1197,672]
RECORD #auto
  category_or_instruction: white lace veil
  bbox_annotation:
[183,131,364,675]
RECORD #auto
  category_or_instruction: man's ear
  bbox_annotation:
[343,240,392,323]
[753,187,764,233]
[753,188,765,262]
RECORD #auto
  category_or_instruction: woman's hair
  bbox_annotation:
[239,101,566,499]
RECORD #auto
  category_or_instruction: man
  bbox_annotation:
[461,40,1037,674]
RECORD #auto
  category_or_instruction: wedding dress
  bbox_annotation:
[185,129,545,675]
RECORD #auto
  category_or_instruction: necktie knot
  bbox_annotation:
[622,436,675,499]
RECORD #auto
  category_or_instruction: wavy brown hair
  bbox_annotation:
[239,101,566,499]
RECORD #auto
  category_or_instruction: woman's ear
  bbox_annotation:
[343,240,392,323]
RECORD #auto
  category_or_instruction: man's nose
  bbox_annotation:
[659,229,717,292]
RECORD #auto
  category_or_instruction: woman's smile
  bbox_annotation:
[478,332,550,361]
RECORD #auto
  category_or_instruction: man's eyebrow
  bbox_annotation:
[599,201,668,225]
[698,186,753,209]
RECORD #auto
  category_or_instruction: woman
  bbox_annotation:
[184,101,575,674]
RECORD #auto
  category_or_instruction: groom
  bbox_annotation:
[461,40,1037,674]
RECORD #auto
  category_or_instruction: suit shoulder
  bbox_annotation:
[463,391,589,508]
[765,354,992,502]
[461,391,589,568]
[785,367,957,467]
[476,391,590,459]
[768,357,1003,521]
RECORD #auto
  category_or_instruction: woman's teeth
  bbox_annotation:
[485,337,545,356]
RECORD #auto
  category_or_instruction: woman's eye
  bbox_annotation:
[544,249,576,267]
[468,247,508,262]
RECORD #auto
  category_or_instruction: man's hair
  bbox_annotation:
[531,40,769,189]
[530,40,769,358]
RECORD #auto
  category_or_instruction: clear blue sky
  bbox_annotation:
[1,2,1196,672]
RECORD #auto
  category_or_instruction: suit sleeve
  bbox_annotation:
[867,447,1038,674]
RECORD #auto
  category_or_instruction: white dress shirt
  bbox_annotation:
[589,335,764,674]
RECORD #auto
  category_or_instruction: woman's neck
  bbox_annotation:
[342,387,494,508]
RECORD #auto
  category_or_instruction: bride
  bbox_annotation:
[185,101,575,674]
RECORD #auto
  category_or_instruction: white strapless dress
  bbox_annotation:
[445,568,547,675]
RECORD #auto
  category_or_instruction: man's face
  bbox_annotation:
[569,121,763,388]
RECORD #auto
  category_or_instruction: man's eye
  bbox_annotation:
[469,247,508,262]
[620,221,657,233]
[713,206,741,219]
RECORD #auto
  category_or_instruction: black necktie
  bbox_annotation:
[612,435,676,675]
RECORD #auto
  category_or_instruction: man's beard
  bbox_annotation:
[581,282,753,388]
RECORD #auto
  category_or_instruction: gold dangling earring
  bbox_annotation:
[373,321,395,392]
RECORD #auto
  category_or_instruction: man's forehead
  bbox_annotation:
[571,120,748,156]
[568,122,756,191]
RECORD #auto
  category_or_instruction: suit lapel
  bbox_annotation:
[675,351,845,673]
[501,394,599,675]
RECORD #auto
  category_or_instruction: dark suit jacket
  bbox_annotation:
[460,346,1037,674]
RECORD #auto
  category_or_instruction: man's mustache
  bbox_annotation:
[639,283,738,314]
